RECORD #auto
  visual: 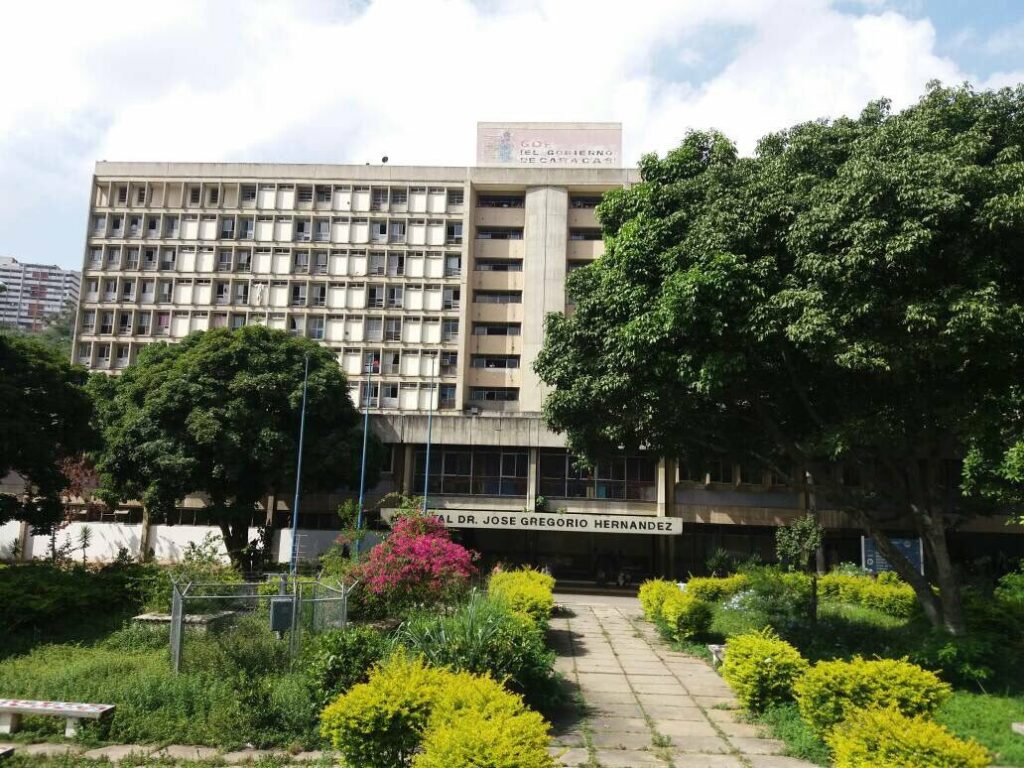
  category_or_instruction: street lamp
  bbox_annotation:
[354,355,378,558]
[289,353,310,575]
[422,352,438,514]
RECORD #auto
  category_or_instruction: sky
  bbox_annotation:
[1,0,1021,271]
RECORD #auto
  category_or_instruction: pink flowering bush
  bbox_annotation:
[355,514,478,614]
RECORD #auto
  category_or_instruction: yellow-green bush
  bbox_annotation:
[818,573,916,618]
[638,579,681,621]
[488,569,555,627]
[321,651,554,768]
[795,657,951,736]
[320,652,444,768]
[827,708,991,768]
[660,589,713,641]
[685,573,750,602]
[721,628,809,712]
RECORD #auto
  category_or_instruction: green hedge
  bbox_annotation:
[685,574,750,602]
[818,573,917,618]
[828,707,990,768]
[795,657,951,736]
[721,628,809,712]
[487,568,554,628]
[638,579,681,621]
[660,589,712,641]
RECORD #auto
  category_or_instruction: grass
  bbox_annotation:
[3,756,335,767]
[938,692,1024,767]
[750,704,830,766]
[0,618,319,750]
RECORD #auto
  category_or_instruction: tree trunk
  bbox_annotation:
[918,512,967,636]
[138,505,153,563]
[219,521,250,571]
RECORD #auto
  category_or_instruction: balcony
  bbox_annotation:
[471,303,523,323]
[567,240,604,260]
[475,239,525,259]
[473,271,523,292]
[468,368,521,388]
[473,207,526,228]
[568,207,599,229]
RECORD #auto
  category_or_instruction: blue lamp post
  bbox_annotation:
[289,353,310,575]
[354,355,377,558]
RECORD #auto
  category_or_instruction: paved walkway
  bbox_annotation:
[548,594,818,768]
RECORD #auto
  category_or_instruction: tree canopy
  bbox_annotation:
[0,333,94,531]
[89,326,379,567]
[535,83,1024,635]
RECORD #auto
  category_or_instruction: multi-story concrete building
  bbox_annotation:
[70,123,1023,575]
[0,256,80,330]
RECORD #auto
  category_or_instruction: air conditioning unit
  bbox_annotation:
[469,406,480,416]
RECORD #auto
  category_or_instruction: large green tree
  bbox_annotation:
[535,84,1024,636]
[89,326,378,568]
[0,334,95,532]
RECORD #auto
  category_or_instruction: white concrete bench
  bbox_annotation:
[708,644,726,668]
[0,699,115,738]
[0,745,12,760]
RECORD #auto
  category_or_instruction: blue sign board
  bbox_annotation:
[861,536,924,575]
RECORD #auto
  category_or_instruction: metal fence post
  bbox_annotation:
[169,580,187,675]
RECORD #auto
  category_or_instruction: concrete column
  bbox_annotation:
[402,444,416,495]
[520,187,568,413]
[17,521,30,561]
[526,447,538,512]
[656,459,669,517]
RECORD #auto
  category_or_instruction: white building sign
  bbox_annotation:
[382,509,681,535]
[477,122,622,167]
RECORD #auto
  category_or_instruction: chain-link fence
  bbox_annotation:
[169,577,358,673]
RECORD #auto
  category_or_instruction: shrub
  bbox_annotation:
[795,657,952,736]
[908,632,995,690]
[302,625,389,710]
[818,572,916,618]
[727,567,812,627]
[685,574,750,602]
[394,593,559,711]
[487,568,554,628]
[827,708,991,768]
[320,652,554,768]
[320,652,445,768]
[638,579,680,621]
[413,708,555,768]
[660,589,712,641]
[995,562,1024,607]
[721,628,809,712]
[351,514,477,615]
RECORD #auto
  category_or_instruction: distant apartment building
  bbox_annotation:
[69,123,1023,575]
[0,256,80,330]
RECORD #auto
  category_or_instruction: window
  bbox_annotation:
[371,221,387,241]
[189,186,201,204]
[121,282,135,299]
[471,355,519,369]
[295,220,311,242]
[147,217,159,235]
[316,187,332,203]
[291,284,307,306]
[97,344,111,362]
[159,281,172,302]
[386,286,403,308]
[129,216,141,236]
[475,259,522,272]
[235,283,250,304]
[707,460,734,484]
[237,251,252,272]
[156,312,171,333]
[415,448,527,496]
[294,251,310,273]
[215,282,229,304]
[442,319,459,342]
[110,215,123,235]
[439,384,457,408]
[118,312,131,332]
[474,290,521,304]
[137,312,151,334]
[165,217,179,237]
[571,196,602,208]
[472,322,521,336]
[366,317,383,342]
[103,279,117,299]
[446,222,463,244]
[470,387,518,402]
[371,189,388,210]
[443,287,460,310]
[477,195,524,208]
[539,451,655,501]
[132,186,144,205]
[240,217,254,239]
[440,351,458,375]
[387,254,405,276]
[92,215,106,233]
[308,316,325,339]
[447,189,464,207]
[391,189,408,206]
[220,218,235,238]
[86,278,98,296]
[208,188,219,205]
[390,221,406,243]
[217,251,232,271]
[382,351,401,374]
[297,186,313,204]
[82,310,96,330]
[444,255,461,276]
[570,229,602,241]
[287,316,303,336]
[160,250,176,270]
[384,318,402,341]
[100,311,114,334]
[241,185,257,203]
[315,220,330,242]
[369,252,385,275]
[304,283,324,307]
[88,248,103,267]
[313,251,328,274]
[117,186,128,204]
[476,227,523,240]
[381,383,399,407]
[126,248,139,269]
[368,285,385,308]
[230,314,246,330]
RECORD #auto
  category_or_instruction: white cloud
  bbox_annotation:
[0,0,1011,268]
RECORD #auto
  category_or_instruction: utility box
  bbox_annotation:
[269,596,294,633]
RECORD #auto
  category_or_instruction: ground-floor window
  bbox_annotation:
[414,447,528,496]
[538,451,657,501]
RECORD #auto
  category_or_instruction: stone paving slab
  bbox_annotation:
[154,745,220,760]
[19,743,83,756]
[221,748,288,764]
[82,744,155,759]
[554,592,820,768]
